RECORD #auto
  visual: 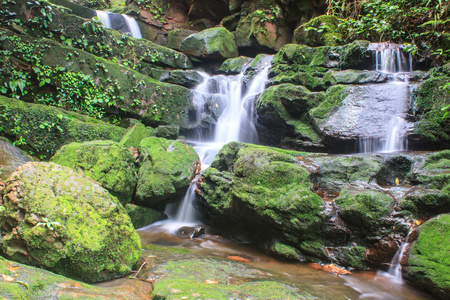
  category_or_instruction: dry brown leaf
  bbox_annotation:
[204,279,219,284]
[1,274,15,282]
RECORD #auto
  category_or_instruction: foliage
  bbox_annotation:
[326,0,450,61]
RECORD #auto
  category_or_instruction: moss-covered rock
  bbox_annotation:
[331,246,367,270]
[234,10,292,52]
[159,70,205,88]
[135,137,199,208]
[293,15,343,47]
[399,187,450,218]
[0,96,125,158]
[198,142,325,245]
[217,56,253,74]
[322,70,388,85]
[119,122,155,148]
[166,29,198,51]
[411,76,450,148]
[50,140,137,204]
[152,258,313,299]
[124,203,166,229]
[0,29,193,128]
[405,214,450,300]
[269,241,305,261]
[0,256,150,299]
[335,188,393,231]
[180,27,238,60]
[0,162,141,283]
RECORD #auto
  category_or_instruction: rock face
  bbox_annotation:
[180,27,239,60]
[135,137,200,208]
[0,162,141,283]
[405,214,450,300]
[50,141,138,205]
[293,15,343,46]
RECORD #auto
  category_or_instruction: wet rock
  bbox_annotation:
[180,27,238,60]
[269,241,305,261]
[125,204,167,230]
[50,140,138,205]
[323,70,388,85]
[399,187,450,219]
[159,70,204,88]
[328,246,367,270]
[335,187,394,232]
[405,214,450,300]
[375,155,414,186]
[0,162,141,283]
[217,56,253,75]
[188,0,230,21]
[176,225,205,239]
[0,138,32,181]
[167,29,198,51]
[366,235,402,267]
[135,137,200,208]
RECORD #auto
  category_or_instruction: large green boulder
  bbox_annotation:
[198,142,325,245]
[135,137,200,208]
[0,162,141,283]
[406,214,450,300]
[293,15,343,47]
[411,76,450,148]
[0,96,125,159]
[180,27,238,60]
[50,140,138,204]
[335,188,394,231]
[217,56,253,74]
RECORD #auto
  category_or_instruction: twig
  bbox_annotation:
[131,262,147,279]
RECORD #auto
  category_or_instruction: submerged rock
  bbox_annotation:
[176,225,205,239]
[0,162,141,283]
[405,214,450,300]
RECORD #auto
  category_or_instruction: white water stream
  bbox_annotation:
[95,11,142,38]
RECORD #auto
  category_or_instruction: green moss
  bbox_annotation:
[0,162,141,283]
[309,85,350,124]
[299,240,329,260]
[333,246,367,270]
[50,140,137,204]
[406,214,450,299]
[270,241,304,261]
[339,40,371,69]
[135,137,199,207]
[0,96,124,158]
[294,15,343,47]
[218,56,253,74]
[119,123,155,148]
[399,188,450,218]
[335,188,393,231]
[180,27,238,59]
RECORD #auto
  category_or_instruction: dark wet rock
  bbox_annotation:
[159,70,205,88]
[124,204,167,229]
[405,214,450,300]
[176,225,205,239]
[399,187,450,219]
[155,125,180,139]
[0,96,125,158]
[0,162,141,283]
[187,0,230,21]
[366,235,402,267]
[198,142,325,246]
[328,246,367,270]
[135,137,200,208]
[269,241,305,261]
[50,140,138,205]
[167,29,198,51]
[375,155,414,186]
[335,187,394,232]
[180,27,238,60]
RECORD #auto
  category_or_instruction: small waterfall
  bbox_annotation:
[357,43,413,153]
[171,57,273,224]
[95,11,142,38]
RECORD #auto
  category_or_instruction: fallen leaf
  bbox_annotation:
[322,264,351,275]
[395,177,400,185]
[227,256,250,263]
[309,263,322,270]
[1,274,15,282]
[416,220,422,225]
[5,261,20,274]
[204,279,219,284]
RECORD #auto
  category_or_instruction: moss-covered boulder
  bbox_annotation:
[411,76,450,148]
[293,15,343,47]
[198,142,325,246]
[335,188,394,231]
[124,203,166,229]
[159,70,205,88]
[0,162,141,283]
[119,122,155,148]
[50,140,137,204]
[135,137,199,208]
[256,83,323,148]
[167,29,198,51]
[234,10,291,52]
[217,56,253,74]
[405,214,450,300]
[0,96,125,159]
[180,27,238,60]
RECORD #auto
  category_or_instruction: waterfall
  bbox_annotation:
[172,57,273,224]
[95,11,142,39]
[357,43,413,153]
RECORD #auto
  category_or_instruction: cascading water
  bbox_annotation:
[95,11,142,38]
[161,56,273,229]
[357,43,413,153]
